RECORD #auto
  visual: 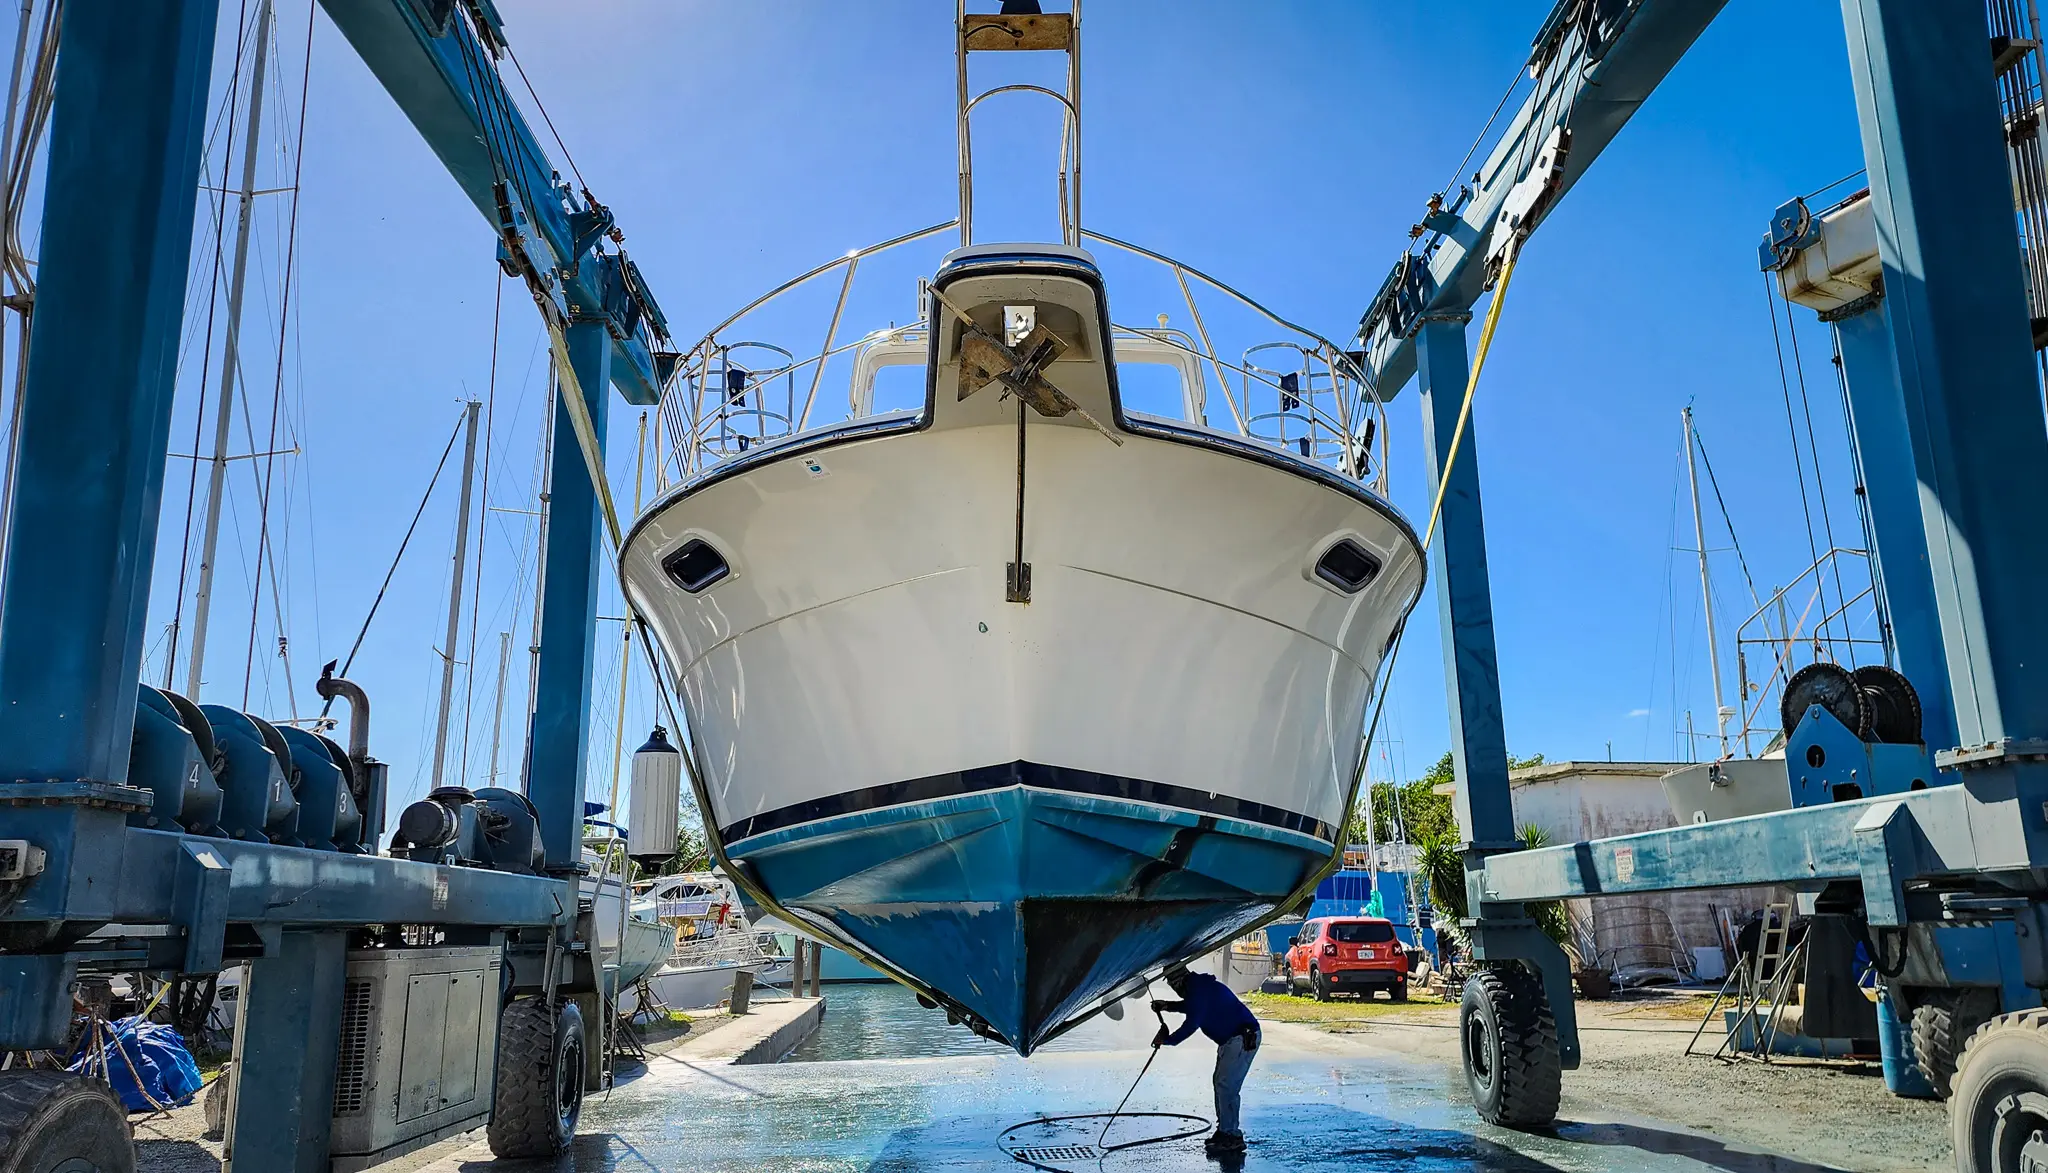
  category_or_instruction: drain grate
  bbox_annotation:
[1012,1146,1100,1163]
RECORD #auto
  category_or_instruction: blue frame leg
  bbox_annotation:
[1414,316,1578,1067]
[1831,302,1957,749]
[524,322,611,870]
[0,0,217,788]
[1843,0,2048,864]
[1413,317,1516,856]
[225,931,347,1173]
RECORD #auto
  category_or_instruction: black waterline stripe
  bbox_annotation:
[717,761,1336,846]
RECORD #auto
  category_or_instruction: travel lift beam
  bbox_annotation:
[1373,0,2048,1163]
[0,2,670,1171]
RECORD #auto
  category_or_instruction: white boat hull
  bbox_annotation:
[621,246,1424,1051]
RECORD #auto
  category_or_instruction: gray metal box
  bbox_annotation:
[329,945,501,1171]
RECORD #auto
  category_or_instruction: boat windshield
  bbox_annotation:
[652,224,1391,499]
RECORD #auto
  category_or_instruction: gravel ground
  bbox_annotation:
[1261,987,1951,1173]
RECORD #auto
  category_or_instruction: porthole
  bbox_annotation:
[1314,539,1382,594]
[662,539,730,593]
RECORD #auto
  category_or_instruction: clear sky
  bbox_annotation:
[12,1,1883,824]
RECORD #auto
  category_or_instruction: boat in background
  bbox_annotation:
[622,870,792,1013]
[619,4,1424,1054]
[584,842,677,992]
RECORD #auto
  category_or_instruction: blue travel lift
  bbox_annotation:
[0,2,672,1170]
[1355,0,2048,1165]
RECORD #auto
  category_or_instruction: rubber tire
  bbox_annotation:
[1950,1009,2048,1173]
[0,1070,134,1173]
[1391,979,1408,1003]
[1312,968,1330,1002]
[1460,964,1562,1129]
[1916,988,2002,1100]
[487,997,586,1159]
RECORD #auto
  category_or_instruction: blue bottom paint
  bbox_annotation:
[730,785,1329,1054]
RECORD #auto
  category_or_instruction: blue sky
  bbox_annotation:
[16,2,1884,820]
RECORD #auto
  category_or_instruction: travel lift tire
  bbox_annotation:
[0,1070,135,1173]
[1915,987,2002,1099]
[1460,964,1562,1129]
[1950,1009,2048,1173]
[487,997,586,1160]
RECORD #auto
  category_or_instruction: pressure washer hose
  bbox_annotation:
[995,1001,1210,1169]
[1094,1005,1172,1148]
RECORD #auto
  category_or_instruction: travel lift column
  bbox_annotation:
[1829,293,1959,752]
[0,0,217,1042]
[525,320,611,873]
[1413,315,1579,1068]
[1845,0,2048,927]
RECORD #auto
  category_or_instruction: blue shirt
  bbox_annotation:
[1161,973,1258,1045]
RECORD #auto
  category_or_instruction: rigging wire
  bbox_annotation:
[461,275,504,785]
[165,0,254,690]
[319,411,469,716]
[1778,287,1851,662]
[1687,419,1765,614]
[506,46,586,194]
[1760,273,1830,661]
[240,0,316,712]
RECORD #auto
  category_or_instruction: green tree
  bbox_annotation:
[657,806,715,875]
[1348,749,1545,847]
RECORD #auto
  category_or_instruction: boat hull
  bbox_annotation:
[622,249,1424,1052]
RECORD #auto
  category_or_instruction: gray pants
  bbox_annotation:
[1212,1030,1258,1137]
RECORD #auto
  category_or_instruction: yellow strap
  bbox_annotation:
[544,322,627,552]
[1420,244,1520,551]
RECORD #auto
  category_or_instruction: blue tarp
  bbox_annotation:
[1305,869,1439,957]
[68,1017,204,1111]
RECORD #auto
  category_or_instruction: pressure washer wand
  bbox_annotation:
[1096,1003,1171,1149]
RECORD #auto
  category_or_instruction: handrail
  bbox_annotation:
[682,220,958,355]
[659,218,1388,493]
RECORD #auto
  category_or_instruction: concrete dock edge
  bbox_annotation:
[671,994,825,1065]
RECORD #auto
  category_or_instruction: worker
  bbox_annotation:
[1151,965,1260,1155]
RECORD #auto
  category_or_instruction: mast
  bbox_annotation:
[522,361,556,782]
[184,0,273,700]
[1684,406,1730,759]
[487,629,511,783]
[604,413,649,819]
[430,400,482,787]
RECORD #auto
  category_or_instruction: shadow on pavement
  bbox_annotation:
[1555,1121,1857,1173]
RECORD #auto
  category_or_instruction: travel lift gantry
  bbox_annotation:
[1357,0,2048,1167]
[0,2,672,1171]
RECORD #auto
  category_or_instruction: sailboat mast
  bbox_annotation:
[487,629,511,782]
[604,412,649,819]
[430,400,482,788]
[184,0,273,701]
[1683,406,1730,759]
[522,361,557,785]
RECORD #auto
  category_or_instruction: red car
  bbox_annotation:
[1285,916,1409,1001]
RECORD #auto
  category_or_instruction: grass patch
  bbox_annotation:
[1246,990,1452,1031]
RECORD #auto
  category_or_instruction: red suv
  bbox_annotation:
[1285,917,1409,1001]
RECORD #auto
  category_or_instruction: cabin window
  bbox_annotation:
[662,539,731,594]
[1314,539,1382,594]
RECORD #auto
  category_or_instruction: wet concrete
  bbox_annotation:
[417,989,1860,1173]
